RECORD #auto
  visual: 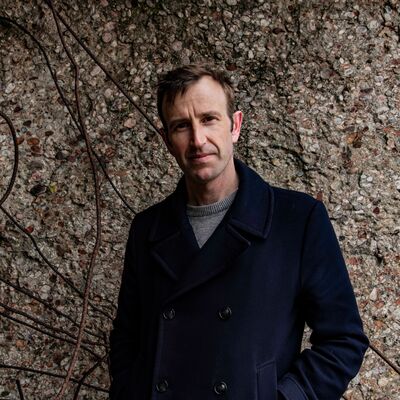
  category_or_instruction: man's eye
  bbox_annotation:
[175,122,189,130]
[203,116,216,123]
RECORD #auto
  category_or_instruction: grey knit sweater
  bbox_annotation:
[186,189,237,248]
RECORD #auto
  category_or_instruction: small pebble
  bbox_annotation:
[102,32,113,43]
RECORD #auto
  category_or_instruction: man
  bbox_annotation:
[109,64,369,400]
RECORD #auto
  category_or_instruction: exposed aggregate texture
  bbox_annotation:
[0,0,399,399]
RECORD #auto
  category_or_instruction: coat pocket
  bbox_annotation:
[256,359,277,400]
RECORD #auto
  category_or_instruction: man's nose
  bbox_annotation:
[190,123,206,147]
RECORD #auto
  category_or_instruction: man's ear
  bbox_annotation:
[231,111,243,144]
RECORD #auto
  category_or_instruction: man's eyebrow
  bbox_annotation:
[201,110,222,117]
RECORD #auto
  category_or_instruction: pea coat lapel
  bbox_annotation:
[149,178,199,282]
[149,159,274,305]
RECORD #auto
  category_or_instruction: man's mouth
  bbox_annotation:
[187,153,215,164]
[189,153,211,159]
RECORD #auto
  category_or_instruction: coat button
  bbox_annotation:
[163,308,175,320]
[218,306,232,320]
[214,381,228,394]
[156,379,169,392]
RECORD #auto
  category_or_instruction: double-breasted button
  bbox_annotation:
[214,381,228,394]
[218,306,232,320]
[156,379,168,393]
[163,308,175,320]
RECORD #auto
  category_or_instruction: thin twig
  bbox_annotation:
[369,342,400,375]
[0,311,101,359]
[0,207,80,296]
[0,111,18,207]
[46,1,103,397]
[0,15,136,217]
[16,380,25,400]
[0,276,106,342]
[72,354,108,400]
[0,301,106,348]
[0,363,108,393]
[0,205,112,321]
[42,0,161,136]
[0,17,134,321]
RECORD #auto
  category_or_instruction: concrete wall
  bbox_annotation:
[0,0,399,398]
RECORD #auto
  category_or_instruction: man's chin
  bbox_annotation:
[187,168,216,184]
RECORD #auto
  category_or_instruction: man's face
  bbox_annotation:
[161,76,242,186]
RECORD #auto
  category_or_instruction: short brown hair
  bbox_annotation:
[157,64,235,132]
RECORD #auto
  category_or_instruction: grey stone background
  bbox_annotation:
[0,0,399,398]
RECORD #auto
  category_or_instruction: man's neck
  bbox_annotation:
[185,161,239,206]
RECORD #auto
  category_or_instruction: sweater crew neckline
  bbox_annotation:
[186,189,238,218]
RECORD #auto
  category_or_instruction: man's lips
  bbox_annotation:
[188,153,212,159]
[187,153,215,165]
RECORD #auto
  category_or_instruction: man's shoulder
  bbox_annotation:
[129,191,175,234]
[134,194,171,223]
[238,159,318,214]
[271,184,316,204]
[269,184,319,216]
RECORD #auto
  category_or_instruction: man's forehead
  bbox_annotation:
[163,76,228,117]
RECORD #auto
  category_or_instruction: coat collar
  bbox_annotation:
[227,158,274,239]
[148,158,274,305]
[149,158,274,242]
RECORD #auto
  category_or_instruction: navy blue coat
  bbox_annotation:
[109,158,368,400]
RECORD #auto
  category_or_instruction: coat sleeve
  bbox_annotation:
[277,200,369,400]
[109,218,141,399]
